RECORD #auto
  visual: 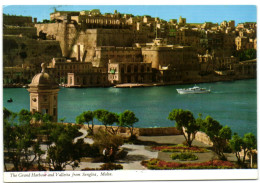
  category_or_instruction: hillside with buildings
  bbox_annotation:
[3,9,257,87]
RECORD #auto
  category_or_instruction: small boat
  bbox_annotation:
[176,85,210,94]
[7,98,13,102]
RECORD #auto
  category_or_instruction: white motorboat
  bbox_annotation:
[176,85,211,94]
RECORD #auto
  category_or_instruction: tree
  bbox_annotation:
[242,133,256,166]
[18,109,32,123]
[46,123,84,170]
[200,116,232,160]
[59,117,66,123]
[42,19,50,23]
[76,111,95,135]
[119,110,139,138]
[4,108,87,171]
[4,109,44,171]
[230,133,244,164]
[94,109,119,135]
[230,132,256,167]
[93,130,123,161]
[233,49,256,61]
[3,107,12,119]
[168,109,199,147]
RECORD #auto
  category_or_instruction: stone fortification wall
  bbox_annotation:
[35,23,138,60]
[3,27,37,38]
[3,15,33,26]
[70,29,136,62]
[96,29,134,47]
[35,23,62,37]
[3,36,62,67]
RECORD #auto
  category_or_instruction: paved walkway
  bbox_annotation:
[69,129,230,170]
[69,129,158,170]
[118,144,158,170]
[138,135,212,147]
[74,128,94,144]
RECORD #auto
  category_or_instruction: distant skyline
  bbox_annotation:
[3,5,257,25]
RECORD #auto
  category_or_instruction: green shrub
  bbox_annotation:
[81,143,100,158]
[93,130,123,151]
[170,152,198,161]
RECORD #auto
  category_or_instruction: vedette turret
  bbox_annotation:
[27,63,60,122]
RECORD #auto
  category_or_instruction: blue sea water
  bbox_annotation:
[3,79,257,137]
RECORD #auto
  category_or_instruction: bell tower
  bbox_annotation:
[27,63,60,122]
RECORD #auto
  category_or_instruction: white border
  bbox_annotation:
[3,169,259,182]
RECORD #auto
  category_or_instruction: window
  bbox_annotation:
[127,65,131,73]
[43,95,48,102]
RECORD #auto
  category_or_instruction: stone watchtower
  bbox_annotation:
[27,63,60,122]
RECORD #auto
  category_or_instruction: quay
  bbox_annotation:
[114,83,165,88]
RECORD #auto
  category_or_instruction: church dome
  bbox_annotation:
[28,63,59,89]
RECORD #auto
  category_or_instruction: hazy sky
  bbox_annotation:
[3,5,257,24]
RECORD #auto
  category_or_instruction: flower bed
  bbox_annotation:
[141,159,235,169]
[151,144,208,153]
[170,152,198,161]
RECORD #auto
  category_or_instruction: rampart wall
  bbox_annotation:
[3,15,32,26]
[3,27,37,38]
[3,36,62,67]
[84,124,213,146]
[35,23,148,60]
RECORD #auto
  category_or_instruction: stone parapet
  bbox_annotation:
[80,124,182,136]
[138,127,182,136]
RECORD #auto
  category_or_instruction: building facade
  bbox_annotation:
[108,61,152,84]
[141,38,200,82]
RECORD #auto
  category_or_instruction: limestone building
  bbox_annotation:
[108,60,152,84]
[198,52,238,74]
[27,63,60,122]
[93,46,143,67]
[66,67,108,87]
[48,57,108,87]
[141,38,200,82]
[235,36,255,51]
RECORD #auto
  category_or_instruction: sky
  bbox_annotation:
[2,5,257,25]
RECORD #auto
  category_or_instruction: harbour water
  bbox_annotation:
[3,79,257,136]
